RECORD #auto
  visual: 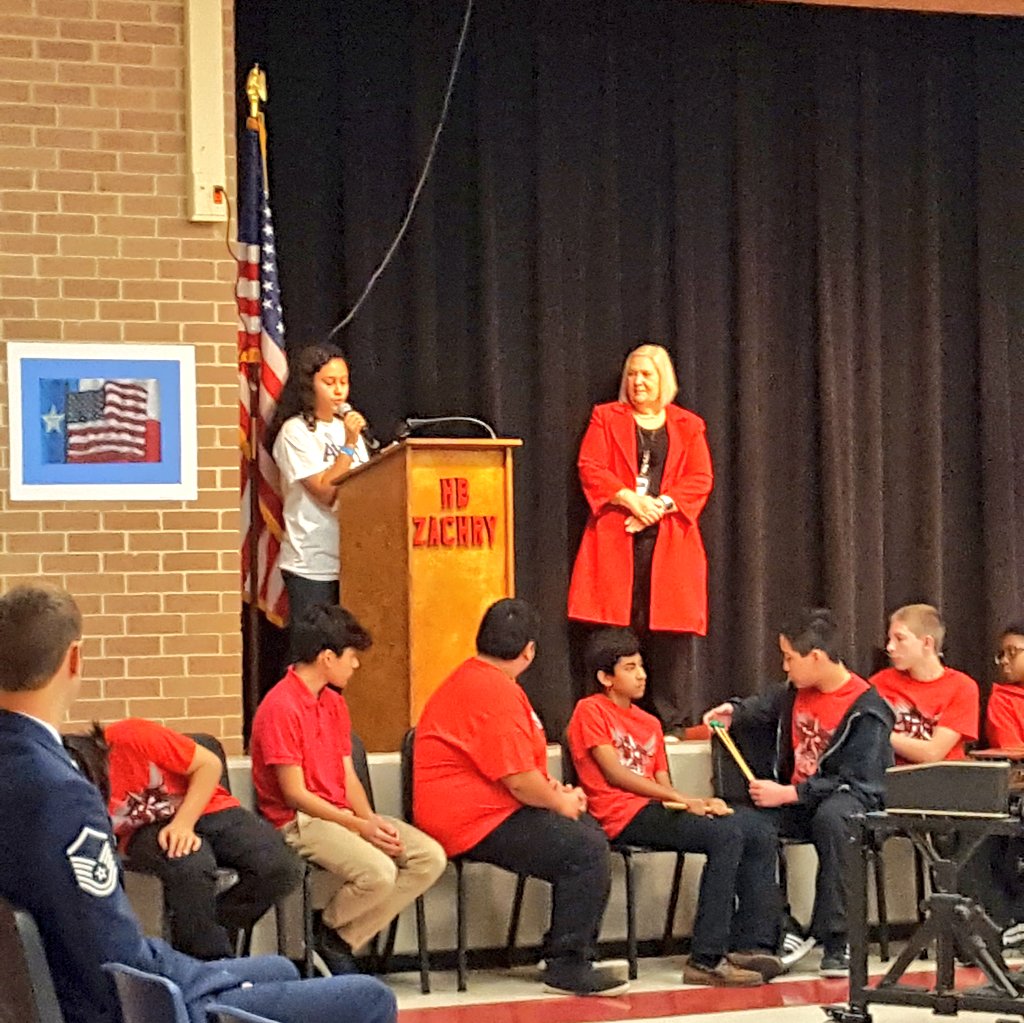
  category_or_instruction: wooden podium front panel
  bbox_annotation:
[407,446,514,722]
[336,449,411,751]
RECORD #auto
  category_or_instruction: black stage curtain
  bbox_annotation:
[236,0,1023,739]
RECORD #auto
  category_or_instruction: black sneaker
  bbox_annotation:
[314,920,360,975]
[820,946,850,977]
[779,930,816,968]
[541,963,630,996]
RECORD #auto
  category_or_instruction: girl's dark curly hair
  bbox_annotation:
[63,722,111,803]
[265,344,348,450]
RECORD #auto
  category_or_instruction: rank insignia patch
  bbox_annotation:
[65,826,118,897]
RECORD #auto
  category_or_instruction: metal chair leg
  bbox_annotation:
[505,874,528,967]
[662,853,685,956]
[414,895,431,993]
[456,861,468,992]
[621,850,638,980]
[871,838,890,962]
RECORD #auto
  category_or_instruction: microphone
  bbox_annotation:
[335,402,381,452]
[397,415,497,439]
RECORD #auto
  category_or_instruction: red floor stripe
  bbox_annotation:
[398,967,987,1023]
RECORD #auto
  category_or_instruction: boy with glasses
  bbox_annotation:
[985,626,1024,747]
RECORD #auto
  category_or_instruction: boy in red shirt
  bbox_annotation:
[63,718,303,960]
[704,608,894,977]
[568,628,782,986]
[250,605,445,974]
[415,599,628,997]
[869,603,979,762]
[985,624,1024,747]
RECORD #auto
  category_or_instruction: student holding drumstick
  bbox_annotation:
[703,608,895,978]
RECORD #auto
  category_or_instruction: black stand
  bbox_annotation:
[826,812,1024,1023]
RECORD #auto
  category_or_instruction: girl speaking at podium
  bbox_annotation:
[267,345,371,632]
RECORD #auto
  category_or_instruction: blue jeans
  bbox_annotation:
[203,957,396,1023]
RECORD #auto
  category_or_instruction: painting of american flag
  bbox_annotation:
[52,379,161,464]
[237,117,288,626]
[7,342,197,501]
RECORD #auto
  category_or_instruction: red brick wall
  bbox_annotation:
[0,0,244,750]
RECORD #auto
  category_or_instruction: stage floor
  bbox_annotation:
[385,948,1023,1023]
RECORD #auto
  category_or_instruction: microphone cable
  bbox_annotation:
[326,0,475,343]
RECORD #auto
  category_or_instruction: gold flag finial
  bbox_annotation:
[246,64,267,122]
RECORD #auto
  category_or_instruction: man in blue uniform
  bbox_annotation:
[0,582,396,1023]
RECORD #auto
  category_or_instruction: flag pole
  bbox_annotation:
[242,63,268,742]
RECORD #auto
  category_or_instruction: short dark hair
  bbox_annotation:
[0,584,83,692]
[63,723,110,803]
[475,598,539,660]
[1000,624,1024,642]
[779,607,842,663]
[585,627,641,688]
[290,604,372,664]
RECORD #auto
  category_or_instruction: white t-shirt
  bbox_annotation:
[272,415,369,580]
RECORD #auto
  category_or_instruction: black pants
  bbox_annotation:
[282,572,339,650]
[126,806,305,959]
[463,807,611,970]
[735,791,866,946]
[619,801,781,963]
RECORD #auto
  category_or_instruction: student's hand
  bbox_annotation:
[158,820,202,858]
[554,787,585,820]
[749,780,798,808]
[358,814,405,858]
[702,703,734,729]
[698,797,732,817]
[342,409,367,448]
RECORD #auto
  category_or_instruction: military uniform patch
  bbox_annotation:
[65,826,118,897]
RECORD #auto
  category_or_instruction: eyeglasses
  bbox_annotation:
[994,647,1024,665]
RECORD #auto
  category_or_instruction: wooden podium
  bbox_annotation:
[335,437,521,751]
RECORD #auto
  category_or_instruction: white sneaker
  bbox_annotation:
[779,931,816,968]
[1003,922,1024,949]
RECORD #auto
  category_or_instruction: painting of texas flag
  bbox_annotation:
[7,343,197,501]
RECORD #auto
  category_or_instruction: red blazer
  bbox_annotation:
[567,401,713,634]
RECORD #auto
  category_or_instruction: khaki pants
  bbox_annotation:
[282,812,446,950]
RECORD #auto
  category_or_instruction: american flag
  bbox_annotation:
[237,121,288,626]
[66,380,150,463]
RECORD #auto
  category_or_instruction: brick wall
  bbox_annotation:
[0,0,245,750]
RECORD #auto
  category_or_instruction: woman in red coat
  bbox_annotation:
[568,343,713,735]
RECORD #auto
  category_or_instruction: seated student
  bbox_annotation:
[250,604,446,974]
[568,628,782,986]
[869,603,979,762]
[62,718,303,960]
[984,624,1024,748]
[703,607,895,978]
[0,583,396,1023]
[414,598,628,997]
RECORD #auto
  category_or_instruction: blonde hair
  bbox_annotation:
[618,343,679,409]
[891,603,946,654]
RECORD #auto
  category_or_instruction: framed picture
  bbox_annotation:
[6,342,198,502]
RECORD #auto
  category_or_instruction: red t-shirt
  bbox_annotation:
[790,674,868,785]
[869,666,979,762]
[985,683,1024,749]
[414,657,549,857]
[567,694,667,839]
[250,667,353,829]
[105,718,238,847]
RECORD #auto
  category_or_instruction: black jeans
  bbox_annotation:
[282,571,339,652]
[620,802,781,963]
[735,790,866,946]
[463,807,611,970]
[126,806,305,959]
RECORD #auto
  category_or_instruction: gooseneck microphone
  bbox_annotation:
[335,402,381,452]
[397,416,497,439]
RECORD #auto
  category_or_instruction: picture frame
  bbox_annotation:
[6,342,198,502]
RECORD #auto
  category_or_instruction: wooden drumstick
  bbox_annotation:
[709,719,756,782]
